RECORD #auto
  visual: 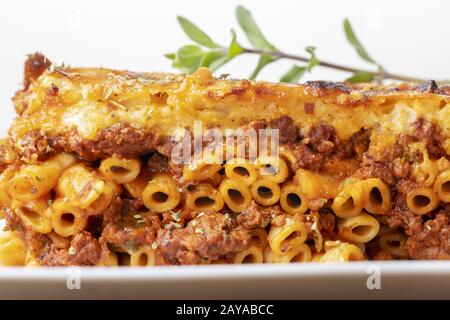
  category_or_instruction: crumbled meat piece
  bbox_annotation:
[349,128,371,159]
[317,211,336,239]
[407,213,450,259]
[380,195,422,231]
[411,118,447,159]
[23,52,52,91]
[290,124,338,171]
[160,208,195,227]
[291,144,325,171]
[156,212,250,265]
[15,131,54,162]
[237,201,282,229]
[308,124,337,154]
[0,139,18,171]
[395,178,419,195]
[269,116,300,144]
[100,198,162,252]
[40,231,103,266]
[392,158,411,178]
[16,124,159,161]
[147,152,169,174]
[356,156,396,185]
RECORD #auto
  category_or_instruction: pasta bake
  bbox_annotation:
[1,52,450,266]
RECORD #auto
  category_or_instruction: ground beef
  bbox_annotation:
[156,212,250,265]
[147,152,169,174]
[290,124,338,171]
[236,201,282,230]
[40,231,103,266]
[407,213,450,259]
[15,131,54,162]
[349,128,371,159]
[57,124,159,160]
[100,198,162,251]
[412,118,447,159]
[380,195,422,231]
[304,211,337,251]
[23,52,52,91]
[248,116,301,145]
[82,215,103,239]
[395,178,419,195]
[355,133,414,186]
[291,144,326,171]
[378,195,450,260]
[115,197,145,213]
[16,124,159,161]
[356,155,396,185]
[392,158,412,178]
[0,139,18,171]
[308,124,337,154]
[317,211,336,239]
[268,116,300,144]
[160,207,195,228]
[3,207,21,231]
[69,232,103,264]
[101,197,124,226]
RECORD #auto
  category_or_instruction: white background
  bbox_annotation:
[0,0,449,135]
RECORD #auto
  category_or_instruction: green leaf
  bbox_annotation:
[209,56,230,72]
[236,6,277,79]
[279,47,319,83]
[280,66,307,83]
[164,53,176,60]
[176,45,205,73]
[343,19,376,64]
[235,6,276,50]
[305,46,319,71]
[200,50,224,67]
[171,59,184,70]
[177,16,221,48]
[250,54,276,80]
[200,50,229,72]
[199,29,244,73]
[227,29,244,59]
[345,71,374,83]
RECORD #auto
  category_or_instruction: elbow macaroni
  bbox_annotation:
[99,156,141,184]
[338,212,380,244]
[6,153,76,201]
[0,231,26,266]
[268,215,307,257]
[142,173,181,213]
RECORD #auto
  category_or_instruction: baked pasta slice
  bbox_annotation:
[0,52,449,266]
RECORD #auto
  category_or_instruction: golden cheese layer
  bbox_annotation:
[10,61,450,158]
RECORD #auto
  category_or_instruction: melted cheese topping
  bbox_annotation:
[10,67,450,147]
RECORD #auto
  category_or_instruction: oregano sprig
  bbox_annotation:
[165,5,436,83]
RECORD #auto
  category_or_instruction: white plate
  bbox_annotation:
[1,261,449,299]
